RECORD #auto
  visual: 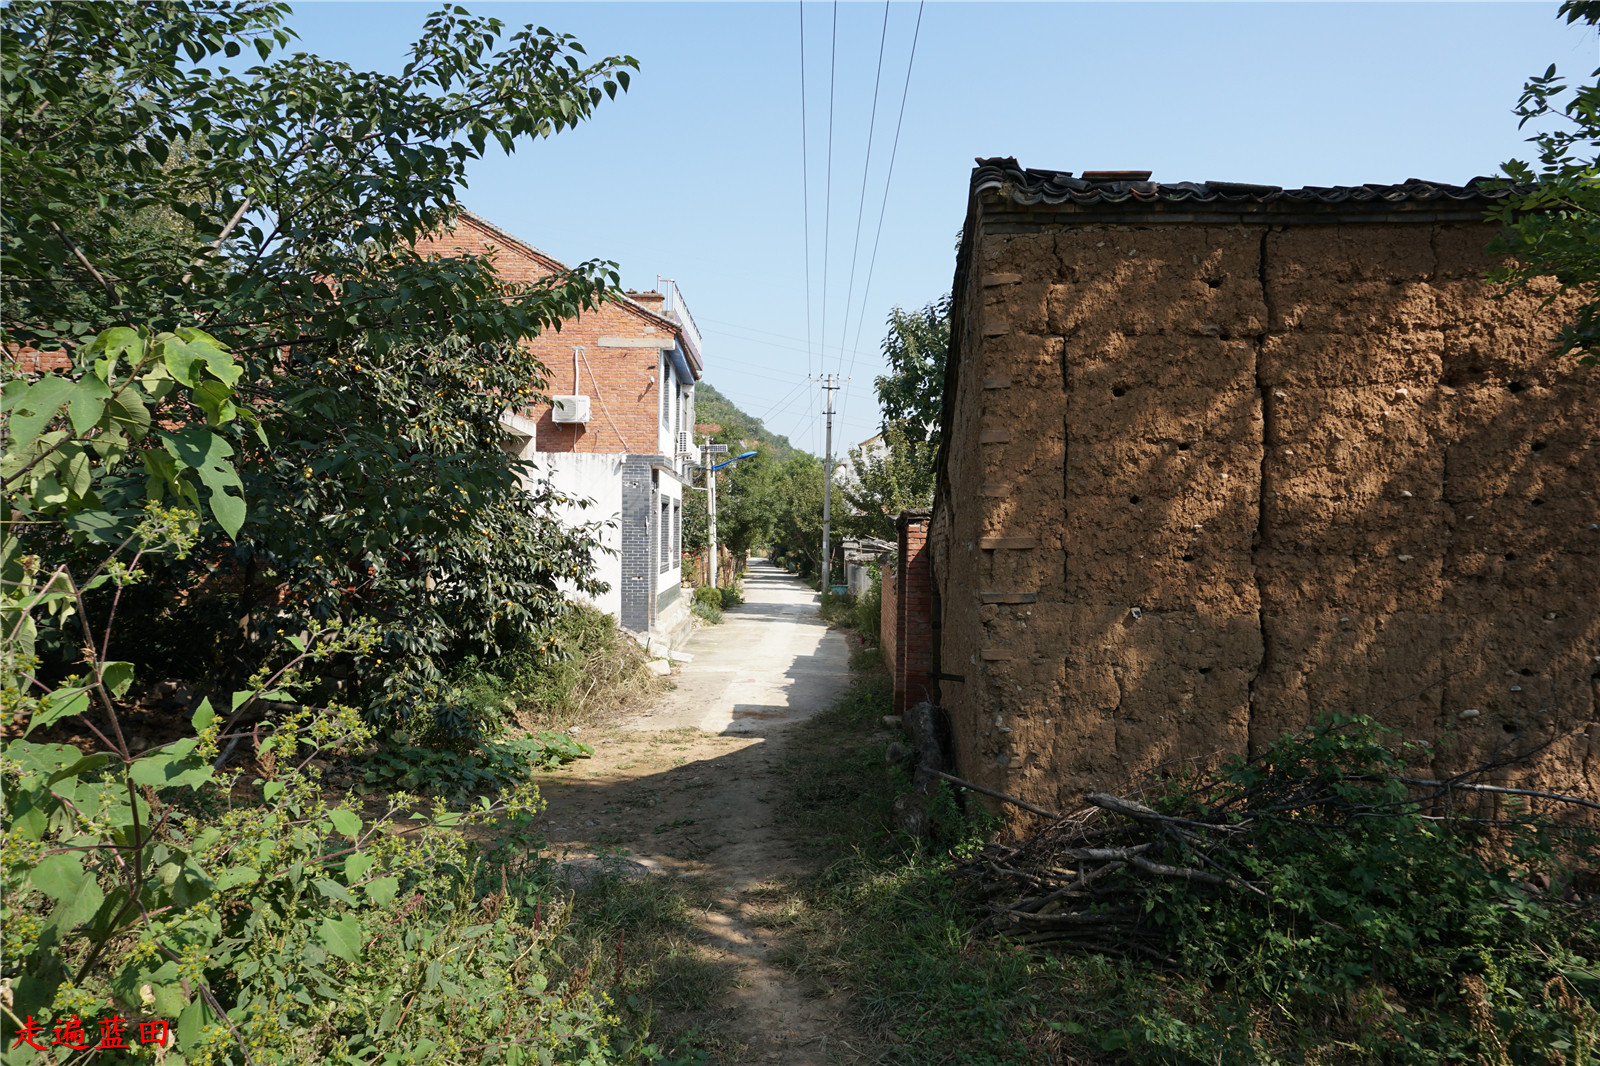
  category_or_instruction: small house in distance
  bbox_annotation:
[416,212,702,647]
[926,159,1597,820]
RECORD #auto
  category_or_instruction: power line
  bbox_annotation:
[845,0,925,394]
[798,0,814,393]
[818,0,837,414]
[836,0,891,379]
[701,324,871,363]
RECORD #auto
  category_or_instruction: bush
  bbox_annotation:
[768,671,1600,1066]
[450,602,664,734]
[718,583,744,609]
[691,585,722,610]
[690,600,723,625]
[852,565,882,642]
[0,329,670,1064]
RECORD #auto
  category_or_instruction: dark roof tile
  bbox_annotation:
[972,159,1524,211]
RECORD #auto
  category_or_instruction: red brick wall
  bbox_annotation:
[893,513,935,714]
[8,345,72,375]
[414,217,676,455]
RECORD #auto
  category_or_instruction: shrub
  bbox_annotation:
[0,329,665,1063]
[690,600,723,625]
[691,586,722,610]
[718,583,744,609]
[450,603,664,734]
[852,565,882,642]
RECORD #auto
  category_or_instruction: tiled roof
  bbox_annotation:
[456,209,686,338]
[972,157,1525,213]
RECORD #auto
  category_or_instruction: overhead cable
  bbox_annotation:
[836,0,892,379]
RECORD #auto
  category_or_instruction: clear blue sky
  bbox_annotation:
[286,1,1595,455]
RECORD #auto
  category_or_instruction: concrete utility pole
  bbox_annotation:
[704,433,719,590]
[816,374,840,592]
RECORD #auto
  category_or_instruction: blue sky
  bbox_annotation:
[285,1,1595,455]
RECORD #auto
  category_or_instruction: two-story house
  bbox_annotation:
[415,211,702,647]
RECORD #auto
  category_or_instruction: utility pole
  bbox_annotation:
[815,374,841,593]
[703,433,719,590]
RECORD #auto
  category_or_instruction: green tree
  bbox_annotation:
[840,424,936,541]
[1488,0,1600,365]
[873,294,951,447]
[2,2,638,738]
[765,452,826,578]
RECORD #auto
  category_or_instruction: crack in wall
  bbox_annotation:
[1247,227,1274,757]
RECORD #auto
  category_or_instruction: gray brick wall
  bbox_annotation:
[619,456,661,632]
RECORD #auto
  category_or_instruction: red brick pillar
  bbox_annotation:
[893,511,934,714]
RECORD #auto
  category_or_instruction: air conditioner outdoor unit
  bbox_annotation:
[550,395,591,424]
[676,431,692,456]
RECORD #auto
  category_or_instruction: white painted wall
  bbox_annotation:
[533,452,624,619]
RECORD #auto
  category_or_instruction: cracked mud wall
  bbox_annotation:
[937,216,1598,822]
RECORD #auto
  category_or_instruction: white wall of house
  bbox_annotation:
[536,452,624,620]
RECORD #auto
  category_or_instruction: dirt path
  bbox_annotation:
[536,560,859,1063]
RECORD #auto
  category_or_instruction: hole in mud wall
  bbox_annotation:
[1504,552,1518,561]
[1520,668,1535,676]
[1502,722,1519,734]
[1203,276,1224,289]
[1112,386,1127,398]
[1199,666,1212,675]
[1182,554,1195,562]
[1129,495,1141,504]
[1531,441,1548,452]
[1177,442,1191,451]
[1509,380,1527,394]
[1533,498,1546,507]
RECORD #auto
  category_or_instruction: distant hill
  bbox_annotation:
[692,381,804,461]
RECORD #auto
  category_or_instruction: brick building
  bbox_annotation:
[926,159,1597,822]
[415,211,704,645]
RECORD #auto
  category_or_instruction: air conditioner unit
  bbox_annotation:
[676,431,692,456]
[550,395,591,424]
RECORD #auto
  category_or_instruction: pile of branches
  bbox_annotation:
[948,733,1600,959]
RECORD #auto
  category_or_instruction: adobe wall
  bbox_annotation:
[415,221,668,455]
[937,218,1598,820]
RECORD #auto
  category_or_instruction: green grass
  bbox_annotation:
[564,868,739,1061]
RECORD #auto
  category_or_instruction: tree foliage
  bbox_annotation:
[1488,0,1600,366]
[2,2,640,738]
[840,424,937,542]
[2,330,646,1065]
[873,294,950,447]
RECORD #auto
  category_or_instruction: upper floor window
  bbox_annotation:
[660,355,672,427]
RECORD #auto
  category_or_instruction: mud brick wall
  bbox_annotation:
[937,217,1598,820]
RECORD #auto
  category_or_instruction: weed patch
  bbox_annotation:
[452,603,666,734]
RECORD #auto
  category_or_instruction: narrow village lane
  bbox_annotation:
[535,560,858,1063]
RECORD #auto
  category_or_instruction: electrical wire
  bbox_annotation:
[836,0,891,379]
[845,0,926,388]
[798,0,814,394]
[818,0,837,406]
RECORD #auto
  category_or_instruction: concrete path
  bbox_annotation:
[535,560,861,1063]
[628,558,852,734]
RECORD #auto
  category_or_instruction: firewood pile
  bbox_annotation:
[954,788,1261,959]
[947,742,1600,960]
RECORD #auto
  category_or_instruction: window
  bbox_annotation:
[672,500,681,565]
[660,498,671,573]
[660,355,671,427]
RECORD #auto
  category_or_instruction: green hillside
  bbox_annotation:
[691,381,803,460]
